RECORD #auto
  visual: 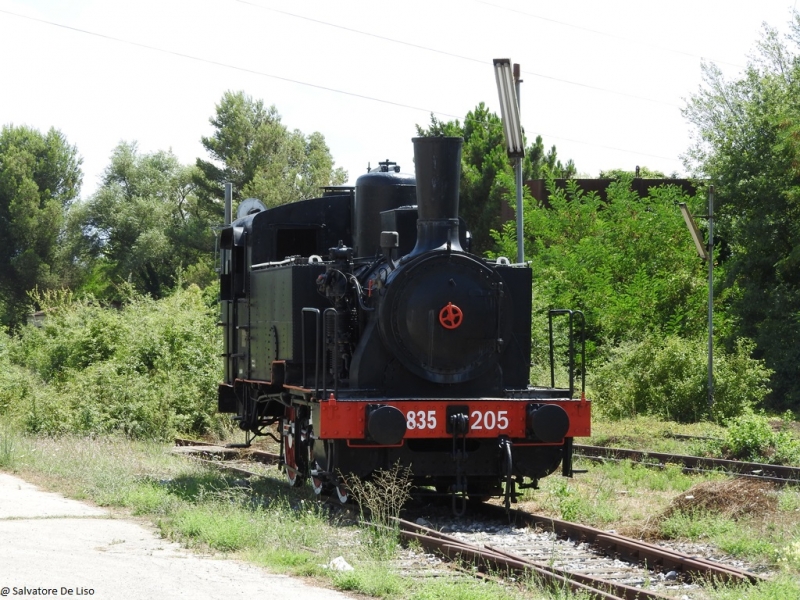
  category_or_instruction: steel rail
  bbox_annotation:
[187,456,264,478]
[173,438,280,466]
[394,518,670,600]
[477,503,763,585]
[574,444,800,485]
[174,437,217,446]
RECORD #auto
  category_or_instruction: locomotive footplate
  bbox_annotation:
[317,396,590,443]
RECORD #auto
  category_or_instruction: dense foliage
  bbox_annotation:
[684,17,800,409]
[0,286,223,439]
[712,411,800,463]
[65,142,216,301]
[491,175,772,422]
[494,177,709,345]
[592,336,772,422]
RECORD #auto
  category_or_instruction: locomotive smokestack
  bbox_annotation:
[407,136,463,258]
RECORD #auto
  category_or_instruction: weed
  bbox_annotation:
[347,461,413,558]
[547,479,584,522]
[348,461,413,525]
[659,509,734,540]
[708,576,800,599]
[710,411,800,463]
[0,419,16,468]
[776,540,800,569]
[332,563,405,597]
[778,490,800,512]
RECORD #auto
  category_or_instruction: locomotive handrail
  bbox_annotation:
[322,307,339,401]
[251,258,295,269]
[490,256,531,268]
[301,307,321,396]
[547,309,586,398]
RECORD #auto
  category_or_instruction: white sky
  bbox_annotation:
[1,0,797,199]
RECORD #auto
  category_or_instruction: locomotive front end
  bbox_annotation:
[312,136,591,507]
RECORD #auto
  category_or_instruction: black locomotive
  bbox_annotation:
[217,136,590,509]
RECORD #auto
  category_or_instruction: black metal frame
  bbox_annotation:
[547,309,586,398]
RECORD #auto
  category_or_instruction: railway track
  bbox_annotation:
[173,437,280,477]
[574,444,800,485]
[396,517,673,600]
[173,438,767,599]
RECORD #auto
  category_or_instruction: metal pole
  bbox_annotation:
[514,64,524,264]
[707,186,714,408]
[224,182,233,225]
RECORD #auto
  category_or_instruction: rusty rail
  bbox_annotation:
[575,444,800,485]
[395,518,670,600]
[476,503,763,585]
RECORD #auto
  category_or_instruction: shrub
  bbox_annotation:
[4,285,225,439]
[0,332,39,421]
[591,334,772,423]
[716,411,800,463]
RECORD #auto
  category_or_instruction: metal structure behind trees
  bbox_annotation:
[679,185,715,408]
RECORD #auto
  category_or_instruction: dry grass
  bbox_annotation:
[662,479,778,520]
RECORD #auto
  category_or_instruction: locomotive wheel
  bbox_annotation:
[335,482,349,504]
[309,438,332,495]
[283,408,306,487]
[311,474,326,495]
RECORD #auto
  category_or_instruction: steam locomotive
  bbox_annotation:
[217,136,590,510]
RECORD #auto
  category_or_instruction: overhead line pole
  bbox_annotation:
[707,186,714,408]
[678,185,714,409]
[493,58,526,263]
[514,64,524,264]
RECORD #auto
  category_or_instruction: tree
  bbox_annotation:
[0,124,82,327]
[416,103,575,255]
[492,176,709,347]
[195,91,347,216]
[526,134,577,181]
[683,15,800,409]
[67,142,214,300]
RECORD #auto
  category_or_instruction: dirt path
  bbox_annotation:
[0,472,353,600]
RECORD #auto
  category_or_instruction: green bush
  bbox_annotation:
[0,333,39,419]
[717,411,800,463]
[591,334,772,423]
[1,285,225,439]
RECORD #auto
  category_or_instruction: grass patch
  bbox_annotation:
[708,577,800,599]
[410,578,547,600]
[332,563,406,596]
[4,417,800,598]
[587,414,726,454]
[518,416,800,577]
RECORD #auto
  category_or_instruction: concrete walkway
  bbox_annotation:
[0,472,353,599]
